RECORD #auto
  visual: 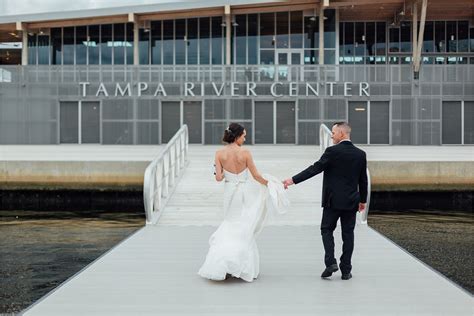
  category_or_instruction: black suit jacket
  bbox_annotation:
[292,141,368,211]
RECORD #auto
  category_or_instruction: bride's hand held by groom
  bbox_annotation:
[282,178,294,190]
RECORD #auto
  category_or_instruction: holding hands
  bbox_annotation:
[282,178,294,190]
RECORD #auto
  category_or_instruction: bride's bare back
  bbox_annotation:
[215,144,268,186]
[218,145,247,174]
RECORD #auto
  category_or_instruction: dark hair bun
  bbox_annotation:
[222,123,245,144]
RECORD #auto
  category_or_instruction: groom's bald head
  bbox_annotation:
[331,122,351,144]
[333,122,351,135]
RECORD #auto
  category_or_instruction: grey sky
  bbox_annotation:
[0,0,177,16]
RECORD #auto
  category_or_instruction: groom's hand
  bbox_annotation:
[282,178,294,190]
[358,203,366,212]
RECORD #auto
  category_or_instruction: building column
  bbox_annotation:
[414,0,428,75]
[225,5,231,66]
[129,13,139,66]
[318,7,324,65]
[17,22,28,65]
[410,0,428,76]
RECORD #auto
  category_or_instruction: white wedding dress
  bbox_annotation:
[198,169,288,282]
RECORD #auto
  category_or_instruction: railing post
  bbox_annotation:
[142,125,189,224]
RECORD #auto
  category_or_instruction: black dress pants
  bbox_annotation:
[320,207,357,274]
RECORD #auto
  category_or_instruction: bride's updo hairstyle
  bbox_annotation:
[222,123,245,144]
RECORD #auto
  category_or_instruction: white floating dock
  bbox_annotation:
[22,146,473,315]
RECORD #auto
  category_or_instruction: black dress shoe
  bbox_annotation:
[321,264,339,278]
[341,273,352,280]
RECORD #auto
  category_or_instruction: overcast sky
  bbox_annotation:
[0,0,178,16]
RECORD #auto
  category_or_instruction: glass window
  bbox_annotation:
[304,16,318,49]
[470,27,474,52]
[138,28,149,65]
[126,23,134,64]
[260,50,275,64]
[235,14,247,64]
[276,12,289,48]
[389,27,400,52]
[151,21,162,64]
[101,24,112,65]
[187,18,198,65]
[344,22,354,63]
[376,22,386,63]
[304,49,318,64]
[457,21,469,53]
[75,26,87,65]
[163,20,174,64]
[113,23,125,65]
[354,22,365,63]
[88,25,100,65]
[446,21,457,52]
[366,22,376,59]
[435,21,445,52]
[248,14,258,64]
[63,27,74,65]
[28,34,37,65]
[175,19,186,64]
[400,21,411,52]
[290,11,303,48]
[324,50,335,64]
[324,9,336,49]
[51,27,62,65]
[422,21,434,53]
[339,22,344,63]
[211,17,223,64]
[260,13,274,48]
[199,17,210,64]
[38,34,50,65]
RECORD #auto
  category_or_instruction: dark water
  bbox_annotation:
[369,210,474,294]
[0,210,144,314]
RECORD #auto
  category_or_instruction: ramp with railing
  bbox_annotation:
[22,125,473,315]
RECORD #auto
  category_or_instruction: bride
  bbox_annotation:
[198,123,281,282]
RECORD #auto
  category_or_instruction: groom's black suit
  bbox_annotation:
[292,140,368,274]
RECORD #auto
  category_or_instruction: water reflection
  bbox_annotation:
[369,210,473,294]
[0,210,144,314]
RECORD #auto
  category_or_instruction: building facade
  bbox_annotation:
[0,0,473,145]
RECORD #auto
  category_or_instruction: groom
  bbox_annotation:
[283,122,368,280]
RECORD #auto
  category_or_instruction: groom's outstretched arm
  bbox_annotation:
[291,147,333,185]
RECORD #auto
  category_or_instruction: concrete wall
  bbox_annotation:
[1,160,473,191]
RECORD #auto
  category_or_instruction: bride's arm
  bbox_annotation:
[215,152,224,182]
[245,150,268,186]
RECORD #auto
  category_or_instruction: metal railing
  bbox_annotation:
[143,125,189,225]
[319,124,371,224]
